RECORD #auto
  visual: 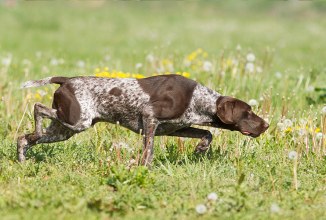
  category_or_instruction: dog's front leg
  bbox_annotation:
[141,116,159,166]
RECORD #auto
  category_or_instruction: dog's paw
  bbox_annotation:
[194,138,210,154]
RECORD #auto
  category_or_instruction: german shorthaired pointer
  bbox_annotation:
[17,75,269,164]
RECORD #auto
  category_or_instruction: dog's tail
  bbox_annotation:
[21,77,68,89]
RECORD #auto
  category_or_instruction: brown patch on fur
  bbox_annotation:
[53,83,81,125]
[138,75,197,120]
[109,87,122,96]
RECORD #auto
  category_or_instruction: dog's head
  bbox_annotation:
[215,96,269,137]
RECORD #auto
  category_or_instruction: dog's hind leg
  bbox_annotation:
[166,127,212,154]
[28,102,58,143]
[17,121,75,163]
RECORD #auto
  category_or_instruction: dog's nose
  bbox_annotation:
[264,123,269,129]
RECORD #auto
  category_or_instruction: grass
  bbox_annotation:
[1,2,326,219]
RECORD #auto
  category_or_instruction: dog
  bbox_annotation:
[17,74,269,164]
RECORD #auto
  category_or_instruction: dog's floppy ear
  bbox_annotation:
[216,97,235,124]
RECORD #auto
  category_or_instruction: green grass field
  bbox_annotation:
[1,2,326,219]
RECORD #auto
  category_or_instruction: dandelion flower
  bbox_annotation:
[246,53,255,62]
[195,204,207,214]
[207,192,218,202]
[236,44,241,50]
[104,55,110,61]
[2,57,11,66]
[305,85,314,92]
[284,119,293,128]
[42,66,49,74]
[50,59,58,66]
[135,63,143,69]
[316,132,324,140]
[245,62,254,72]
[256,66,263,73]
[203,61,212,72]
[146,53,154,62]
[277,123,285,131]
[322,106,326,114]
[297,129,305,136]
[288,151,298,160]
[275,72,282,79]
[35,51,42,58]
[270,203,280,213]
[76,60,85,68]
[248,99,258,107]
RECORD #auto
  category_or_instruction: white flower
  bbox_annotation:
[42,66,49,74]
[220,71,226,77]
[207,192,218,201]
[288,151,298,160]
[264,118,269,123]
[277,123,285,131]
[297,129,305,136]
[236,44,241,50]
[245,62,254,72]
[50,59,58,66]
[306,85,314,92]
[146,53,154,62]
[135,63,143,69]
[38,90,47,97]
[316,132,324,140]
[203,61,212,72]
[270,203,280,213]
[275,72,282,79]
[246,53,255,62]
[76,60,85,68]
[248,99,258,107]
[104,55,111,61]
[1,57,11,66]
[284,119,293,128]
[256,66,263,73]
[195,204,207,214]
[184,60,191,67]
[322,106,326,114]
[35,51,42,58]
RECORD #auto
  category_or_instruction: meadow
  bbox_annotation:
[1,2,326,219]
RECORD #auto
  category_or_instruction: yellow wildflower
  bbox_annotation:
[45,88,48,91]
[315,128,321,133]
[285,128,292,132]
[165,72,170,75]
[197,61,202,66]
[182,72,190,78]
[136,74,145,79]
[197,48,203,54]
[132,73,136,78]
[126,72,130,77]
[152,73,157,76]
[202,52,208,57]
[35,94,40,99]
[227,58,232,67]
[176,72,181,75]
[191,65,197,70]
[95,68,100,73]
[104,67,109,71]
[27,94,32,99]
[47,94,52,99]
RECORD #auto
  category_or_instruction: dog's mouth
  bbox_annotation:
[241,131,260,138]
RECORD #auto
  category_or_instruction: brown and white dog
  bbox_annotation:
[17,75,269,164]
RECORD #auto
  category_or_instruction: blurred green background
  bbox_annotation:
[1,1,326,73]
